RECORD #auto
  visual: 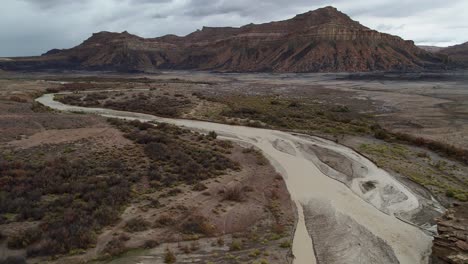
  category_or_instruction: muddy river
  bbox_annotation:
[37,92,444,264]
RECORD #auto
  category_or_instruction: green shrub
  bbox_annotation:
[208,131,218,139]
[164,248,176,263]
[124,218,150,233]
[230,239,242,251]
[181,215,215,236]
[280,240,291,248]
[454,193,467,202]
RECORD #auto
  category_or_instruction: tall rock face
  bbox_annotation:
[0,6,446,73]
[431,205,468,264]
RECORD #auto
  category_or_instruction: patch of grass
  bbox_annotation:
[212,95,372,136]
[164,248,176,263]
[230,239,243,251]
[279,240,291,248]
[249,249,262,258]
[392,132,468,165]
[358,143,408,158]
[359,142,468,201]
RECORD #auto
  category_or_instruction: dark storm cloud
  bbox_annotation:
[1,0,467,56]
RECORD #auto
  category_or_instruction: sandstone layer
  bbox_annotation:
[0,6,446,73]
[432,204,468,264]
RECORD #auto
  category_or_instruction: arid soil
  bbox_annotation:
[1,70,468,264]
[0,83,295,264]
[38,70,468,203]
[38,91,443,264]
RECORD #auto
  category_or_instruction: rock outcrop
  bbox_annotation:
[0,6,447,73]
[432,204,468,264]
[439,42,468,68]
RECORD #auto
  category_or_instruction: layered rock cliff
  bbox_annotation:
[432,204,468,264]
[0,6,446,73]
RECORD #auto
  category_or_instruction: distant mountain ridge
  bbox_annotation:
[418,46,445,53]
[0,6,447,73]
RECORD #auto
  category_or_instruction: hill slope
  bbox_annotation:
[439,42,468,67]
[0,6,446,73]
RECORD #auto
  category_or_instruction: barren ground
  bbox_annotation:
[0,79,295,264]
[0,70,467,264]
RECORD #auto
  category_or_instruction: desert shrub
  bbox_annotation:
[216,140,233,149]
[454,193,467,202]
[164,248,176,263]
[207,131,218,139]
[224,107,260,117]
[102,237,127,256]
[180,215,215,236]
[31,101,52,112]
[148,165,162,181]
[103,96,188,117]
[156,215,175,227]
[7,227,42,249]
[45,87,60,93]
[124,218,150,233]
[393,132,468,165]
[57,91,192,118]
[143,240,159,249]
[62,82,97,91]
[119,121,239,186]
[362,181,377,191]
[93,205,120,227]
[374,129,389,140]
[129,120,153,130]
[145,142,171,161]
[0,154,135,257]
[222,185,244,202]
[9,96,27,103]
[85,92,108,101]
[288,101,300,108]
[331,105,350,113]
[0,256,26,264]
[280,240,291,248]
[193,182,208,191]
[230,239,242,251]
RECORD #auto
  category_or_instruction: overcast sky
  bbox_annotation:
[1,0,467,56]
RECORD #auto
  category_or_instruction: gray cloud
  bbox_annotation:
[19,0,90,10]
[1,0,467,56]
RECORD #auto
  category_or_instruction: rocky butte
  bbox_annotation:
[0,6,447,73]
